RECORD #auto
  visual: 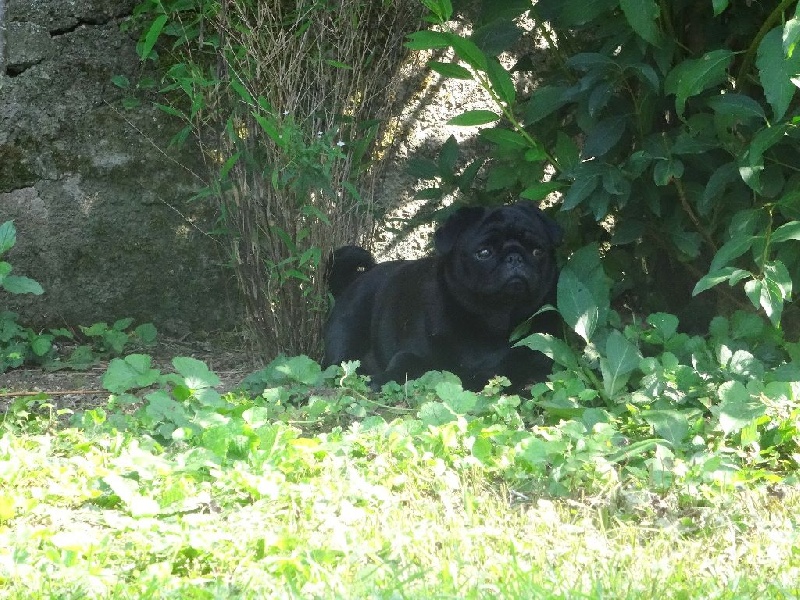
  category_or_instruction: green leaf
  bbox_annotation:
[757,27,800,121]
[557,244,610,342]
[515,333,580,370]
[102,354,161,394]
[479,128,528,149]
[561,175,599,211]
[428,61,473,79]
[582,116,627,159]
[0,221,15,255]
[642,410,690,446]
[600,331,641,397]
[134,323,157,344]
[272,355,323,386]
[30,335,52,357]
[2,275,44,295]
[716,381,765,436]
[693,267,752,296]
[664,49,734,117]
[139,14,168,60]
[405,30,452,50]
[485,58,516,105]
[706,94,766,123]
[438,135,459,177]
[709,235,757,271]
[173,356,221,389]
[524,85,570,125]
[772,221,800,243]
[646,313,679,340]
[520,182,562,201]
[407,157,440,179]
[712,0,729,16]
[557,270,599,343]
[448,34,489,72]
[436,381,477,414]
[619,0,661,46]
[229,77,254,105]
[448,110,500,126]
[471,18,522,56]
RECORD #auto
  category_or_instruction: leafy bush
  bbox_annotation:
[406,0,800,330]
[120,0,422,357]
[0,220,157,373]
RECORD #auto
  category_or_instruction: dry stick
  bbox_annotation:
[0,389,106,398]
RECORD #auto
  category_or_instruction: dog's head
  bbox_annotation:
[435,202,562,311]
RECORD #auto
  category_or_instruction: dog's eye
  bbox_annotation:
[475,248,492,260]
[532,247,544,258]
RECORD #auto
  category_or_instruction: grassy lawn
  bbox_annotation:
[2,347,800,599]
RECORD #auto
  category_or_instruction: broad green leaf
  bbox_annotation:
[139,14,168,60]
[102,354,161,394]
[173,356,221,389]
[405,30,451,50]
[134,322,158,344]
[664,49,733,117]
[0,222,16,255]
[436,381,477,414]
[557,270,599,343]
[620,0,661,46]
[771,220,800,243]
[30,335,52,357]
[418,401,457,426]
[646,313,679,340]
[557,244,610,342]
[757,27,800,120]
[428,61,473,79]
[272,354,323,386]
[3,275,44,295]
[716,381,765,436]
[601,331,641,397]
[515,333,580,370]
[643,410,690,446]
[448,110,500,126]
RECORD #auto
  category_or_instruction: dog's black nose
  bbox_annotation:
[506,253,523,266]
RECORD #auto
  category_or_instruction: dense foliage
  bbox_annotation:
[407,0,800,332]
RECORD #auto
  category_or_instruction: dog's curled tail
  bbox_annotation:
[325,245,376,297]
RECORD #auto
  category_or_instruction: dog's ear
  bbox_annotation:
[515,202,564,247]
[434,206,487,255]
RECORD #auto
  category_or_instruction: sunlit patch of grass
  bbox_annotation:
[2,415,800,599]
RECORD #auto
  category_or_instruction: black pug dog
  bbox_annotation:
[323,202,562,391]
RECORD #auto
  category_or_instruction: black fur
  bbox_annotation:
[323,202,562,391]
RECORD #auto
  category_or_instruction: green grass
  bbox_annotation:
[3,304,800,599]
[1,401,799,599]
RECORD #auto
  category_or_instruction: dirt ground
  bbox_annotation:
[0,337,258,415]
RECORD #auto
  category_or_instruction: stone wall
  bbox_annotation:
[0,0,238,335]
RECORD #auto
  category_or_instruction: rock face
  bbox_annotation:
[1,0,238,334]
